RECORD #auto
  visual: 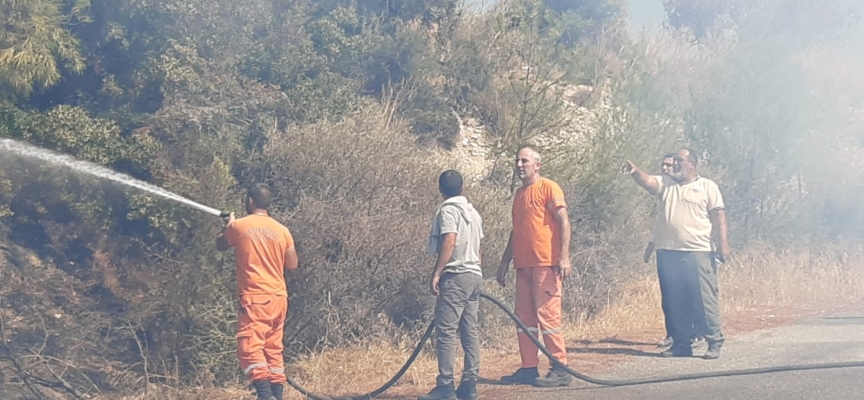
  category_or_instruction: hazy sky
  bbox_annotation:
[463,0,665,32]
[465,0,864,45]
[624,0,664,32]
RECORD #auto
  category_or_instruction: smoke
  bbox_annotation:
[617,0,864,240]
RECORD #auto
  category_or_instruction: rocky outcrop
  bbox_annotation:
[445,82,613,181]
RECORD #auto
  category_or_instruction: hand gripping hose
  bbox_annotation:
[285,292,864,399]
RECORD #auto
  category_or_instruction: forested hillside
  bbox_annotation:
[0,0,862,398]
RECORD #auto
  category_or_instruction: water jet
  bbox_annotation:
[0,138,223,217]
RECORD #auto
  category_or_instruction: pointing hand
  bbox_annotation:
[621,160,637,174]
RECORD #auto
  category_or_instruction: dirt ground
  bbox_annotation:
[372,300,864,400]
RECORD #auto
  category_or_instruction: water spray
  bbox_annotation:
[0,138,225,217]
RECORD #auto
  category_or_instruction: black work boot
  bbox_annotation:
[657,336,673,349]
[270,382,284,400]
[455,379,478,400]
[500,367,539,385]
[252,380,275,400]
[533,366,573,387]
[660,345,693,358]
[417,384,456,400]
[703,342,722,360]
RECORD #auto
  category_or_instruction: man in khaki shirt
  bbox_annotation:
[624,148,730,360]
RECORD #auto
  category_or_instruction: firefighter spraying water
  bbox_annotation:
[215,184,298,400]
[1,137,294,399]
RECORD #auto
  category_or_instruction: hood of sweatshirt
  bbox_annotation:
[438,196,476,225]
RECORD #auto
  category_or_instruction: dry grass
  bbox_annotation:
[264,242,864,400]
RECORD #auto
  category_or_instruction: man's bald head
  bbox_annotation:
[671,148,698,182]
[676,148,697,167]
[518,146,542,164]
[516,146,542,184]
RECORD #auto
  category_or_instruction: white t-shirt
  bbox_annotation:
[651,175,724,252]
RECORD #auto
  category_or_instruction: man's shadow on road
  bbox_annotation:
[596,338,657,346]
[565,346,661,357]
[478,346,660,386]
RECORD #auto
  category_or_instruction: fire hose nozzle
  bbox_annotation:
[219,211,231,219]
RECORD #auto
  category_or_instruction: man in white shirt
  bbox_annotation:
[422,170,484,400]
[624,148,730,359]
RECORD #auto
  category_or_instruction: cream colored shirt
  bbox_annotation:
[651,175,724,252]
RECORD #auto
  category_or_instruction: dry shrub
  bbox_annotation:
[260,102,456,350]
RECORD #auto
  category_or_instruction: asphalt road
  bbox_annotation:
[501,310,864,400]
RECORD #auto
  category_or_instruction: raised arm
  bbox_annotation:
[623,160,661,196]
[216,212,235,252]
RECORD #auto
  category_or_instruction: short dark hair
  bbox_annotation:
[438,170,463,197]
[247,184,273,209]
[663,153,675,160]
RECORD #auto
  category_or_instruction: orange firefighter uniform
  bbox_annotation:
[511,177,568,368]
[223,215,295,384]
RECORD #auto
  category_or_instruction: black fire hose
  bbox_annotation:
[480,293,864,385]
[285,292,864,399]
[286,322,435,400]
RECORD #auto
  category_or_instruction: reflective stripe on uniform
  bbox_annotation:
[243,362,268,375]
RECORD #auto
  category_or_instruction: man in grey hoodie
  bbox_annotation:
[420,170,484,400]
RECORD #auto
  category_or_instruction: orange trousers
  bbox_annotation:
[515,266,567,368]
[236,293,288,384]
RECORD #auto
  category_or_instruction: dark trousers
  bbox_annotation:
[657,258,700,340]
[656,261,674,338]
[656,250,724,352]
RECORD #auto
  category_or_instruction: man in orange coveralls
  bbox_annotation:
[495,146,573,387]
[216,184,298,400]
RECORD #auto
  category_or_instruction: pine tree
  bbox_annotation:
[0,0,90,96]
